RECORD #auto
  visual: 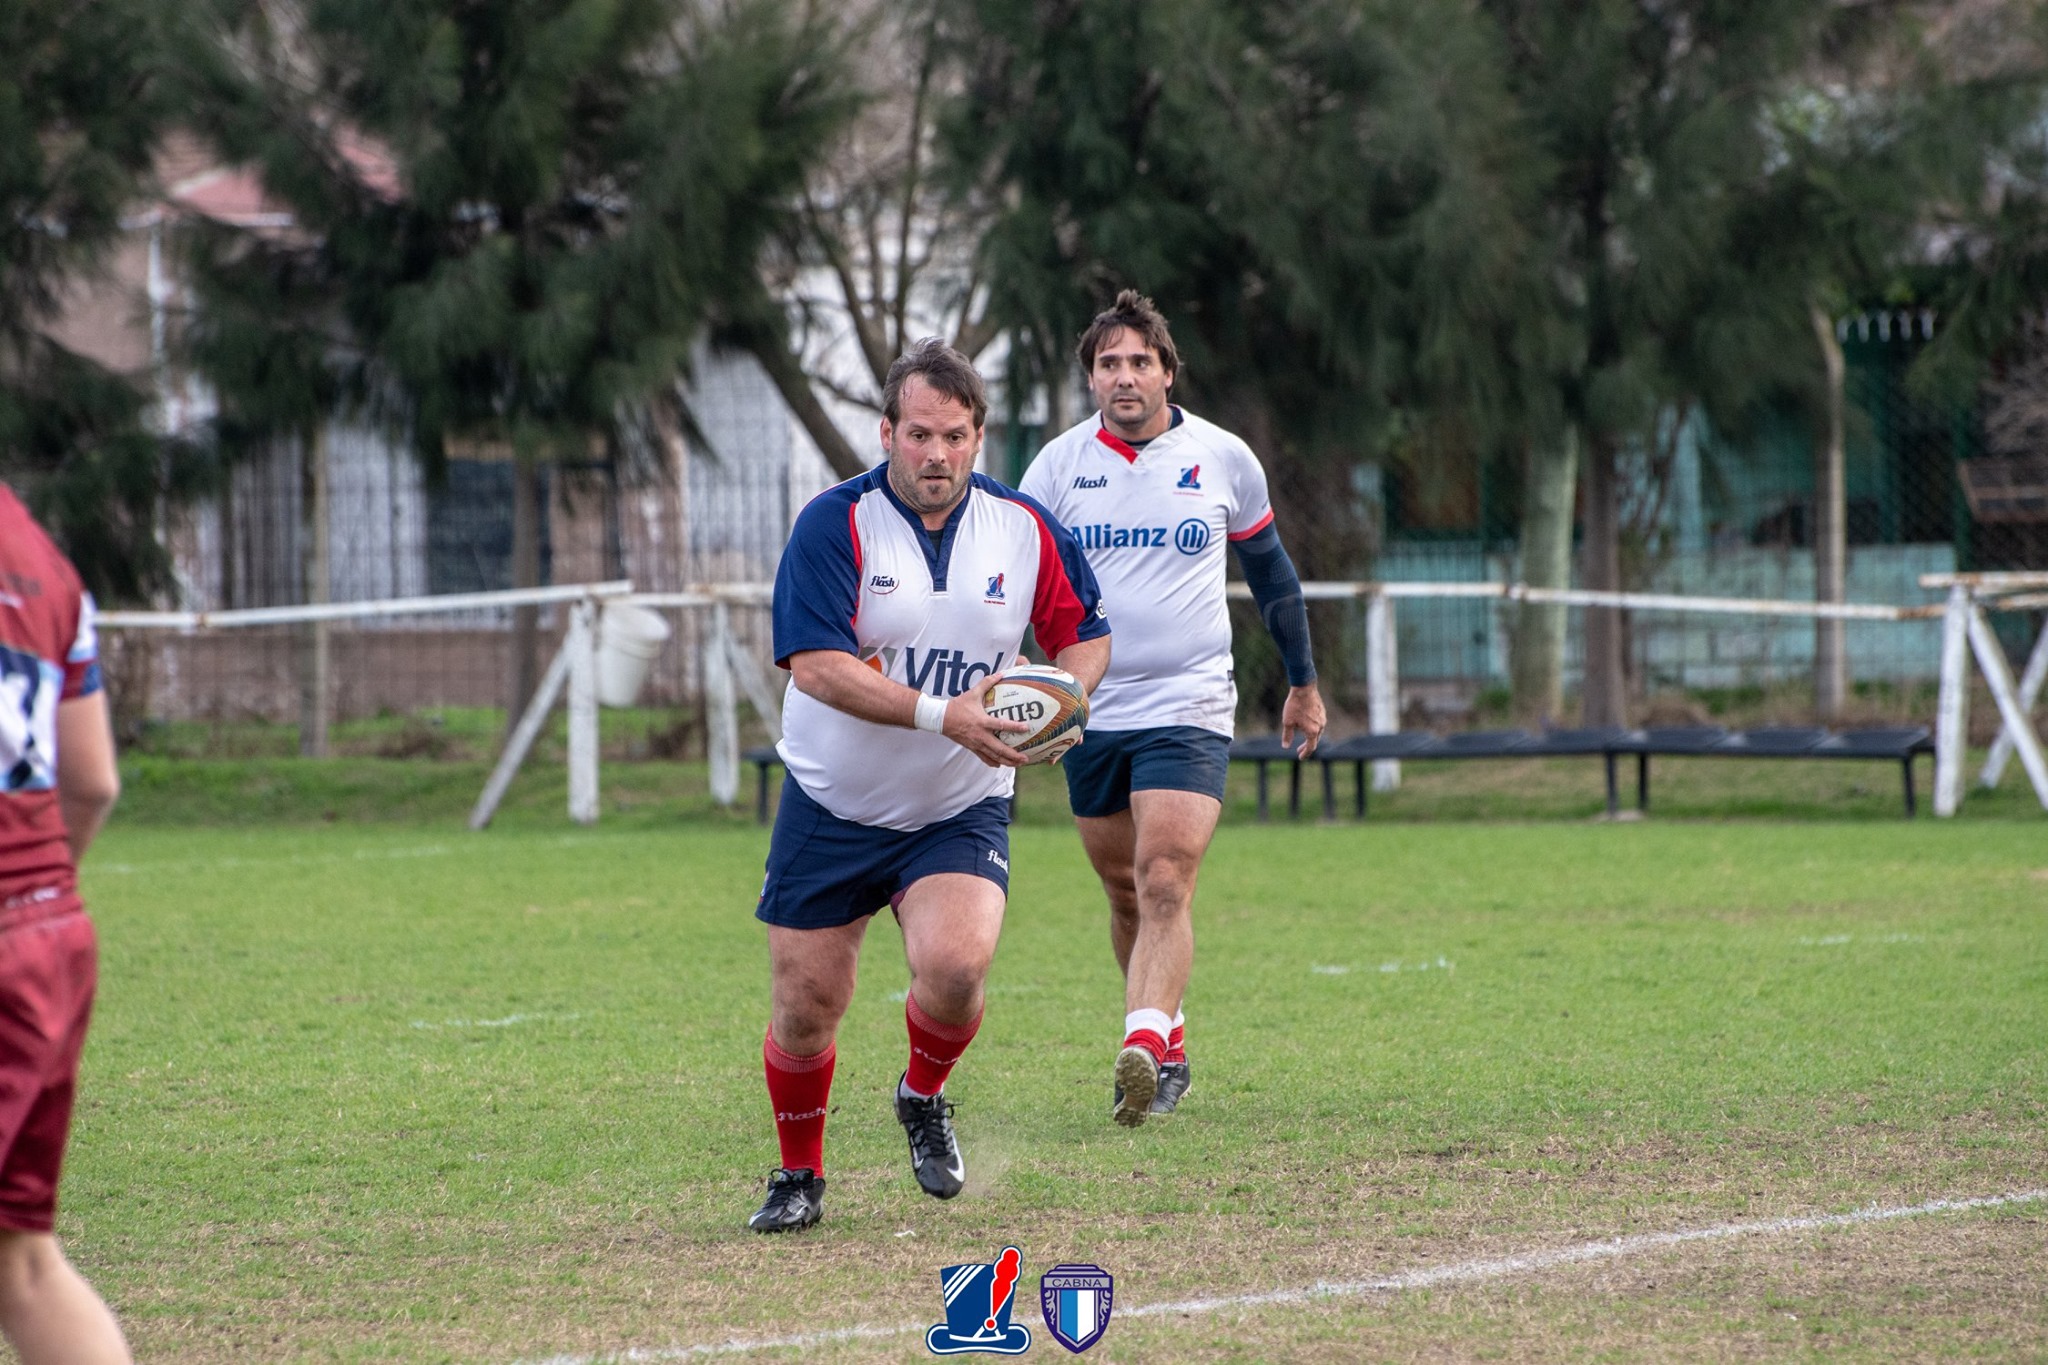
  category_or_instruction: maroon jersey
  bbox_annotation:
[0,485,102,916]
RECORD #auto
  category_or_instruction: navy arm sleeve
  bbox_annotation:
[1231,523,1316,687]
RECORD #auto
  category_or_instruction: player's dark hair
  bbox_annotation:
[881,337,989,428]
[1076,288,1180,378]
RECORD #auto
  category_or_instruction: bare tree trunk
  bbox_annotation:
[508,457,543,735]
[1512,431,1578,726]
[1811,304,1847,722]
[731,323,869,481]
[298,423,331,757]
[1579,428,1627,727]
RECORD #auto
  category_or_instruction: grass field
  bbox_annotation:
[51,758,2048,1361]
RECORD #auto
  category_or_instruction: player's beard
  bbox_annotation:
[1098,384,1168,440]
[888,451,971,521]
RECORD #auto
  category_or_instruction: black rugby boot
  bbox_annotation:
[747,1167,826,1233]
[1151,1060,1192,1115]
[894,1077,965,1199]
[1111,1046,1159,1128]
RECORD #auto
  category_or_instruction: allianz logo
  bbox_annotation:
[1075,523,1167,549]
[1074,519,1212,554]
[1072,474,1109,489]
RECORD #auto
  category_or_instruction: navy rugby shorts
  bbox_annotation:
[755,775,1013,929]
[1061,725,1231,818]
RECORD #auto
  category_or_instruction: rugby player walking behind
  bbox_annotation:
[1021,291,1326,1127]
[0,484,134,1362]
[747,340,1111,1232]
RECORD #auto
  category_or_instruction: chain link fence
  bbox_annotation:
[1231,312,2045,735]
[101,346,825,759]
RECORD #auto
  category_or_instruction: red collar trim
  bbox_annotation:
[1093,427,1141,463]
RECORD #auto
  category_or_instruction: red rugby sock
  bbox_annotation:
[1123,1006,1172,1064]
[1165,1018,1187,1065]
[763,1030,835,1175]
[904,993,981,1097]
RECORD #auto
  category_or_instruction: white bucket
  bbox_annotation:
[595,603,672,708]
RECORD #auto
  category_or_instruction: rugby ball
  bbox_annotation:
[982,665,1088,764]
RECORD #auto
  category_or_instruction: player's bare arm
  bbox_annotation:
[1052,634,1111,698]
[786,649,1035,768]
[56,690,119,860]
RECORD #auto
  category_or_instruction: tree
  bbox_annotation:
[725,0,1001,482]
[0,0,207,602]
[1480,0,2042,725]
[180,0,861,719]
[941,0,1544,566]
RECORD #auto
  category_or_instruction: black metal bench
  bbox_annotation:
[1615,725,1935,817]
[743,746,782,823]
[1228,734,1313,821]
[1233,724,1935,820]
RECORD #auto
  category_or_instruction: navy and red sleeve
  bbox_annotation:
[771,482,865,668]
[61,592,102,700]
[1004,486,1110,658]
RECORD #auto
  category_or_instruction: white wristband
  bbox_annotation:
[913,692,949,734]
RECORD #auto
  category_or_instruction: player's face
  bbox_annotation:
[1089,326,1174,441]
[881,375,983,527]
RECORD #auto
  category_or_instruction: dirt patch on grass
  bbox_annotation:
[1106,1210,2048,1364]
[109,1119,2048,1363]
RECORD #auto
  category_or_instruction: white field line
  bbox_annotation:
[410,1011,583,1031]
[509,1189,2046,1364]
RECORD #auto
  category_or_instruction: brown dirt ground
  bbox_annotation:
[107,1120,2048,1363]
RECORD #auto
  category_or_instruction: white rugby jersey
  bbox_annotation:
[1019,408,1273,736]
[773,466,1109,831]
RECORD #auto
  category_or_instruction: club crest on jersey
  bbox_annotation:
[1040,1263,1115,1354]
[926,1247,1031,1355]
[1072,474,1108,490]
[869,573,899,594]
[1177,465,1201,490]
[984,573,1005,603]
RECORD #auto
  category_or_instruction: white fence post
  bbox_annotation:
[723,606,783,740]
[470,638,574,830]
[1964,603,2048,811]
[1980,612,2048,790]
[567,598,599,825]
[707,601,739,806]
[1367,588,1401,791]
[1933,584,1972,817]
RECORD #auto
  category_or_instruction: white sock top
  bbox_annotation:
[1124,1007,1174,1042]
